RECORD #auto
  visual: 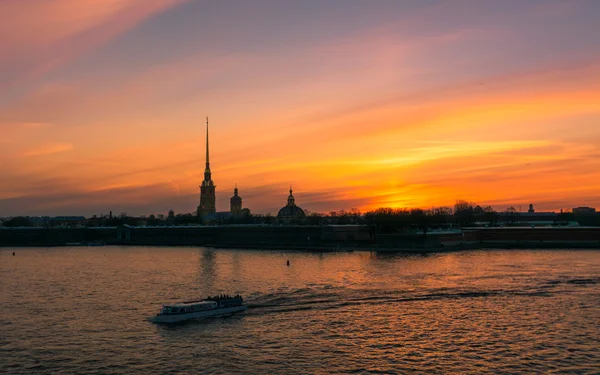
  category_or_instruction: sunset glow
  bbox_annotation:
[1,0,600,216]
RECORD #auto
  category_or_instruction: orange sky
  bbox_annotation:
[1,0,600,216]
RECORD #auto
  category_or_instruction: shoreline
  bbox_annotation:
[2,226,600,252]
[3,241,600,253]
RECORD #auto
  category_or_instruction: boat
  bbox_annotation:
[149,295,247,323]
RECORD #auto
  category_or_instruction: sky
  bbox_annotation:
[1,0,600,217]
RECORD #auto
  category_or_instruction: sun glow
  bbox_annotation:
[1,1,600,216]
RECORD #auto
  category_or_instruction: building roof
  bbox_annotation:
[277,205,306,218]
[276,187,306,218]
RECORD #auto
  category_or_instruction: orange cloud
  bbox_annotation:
[22,142,74,157]
[1,5,600,216]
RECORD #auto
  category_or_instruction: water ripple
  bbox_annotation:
[1,247,599,374]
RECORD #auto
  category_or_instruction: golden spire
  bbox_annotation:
[205,116,209,167]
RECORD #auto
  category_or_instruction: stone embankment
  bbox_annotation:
[1,225,600,251]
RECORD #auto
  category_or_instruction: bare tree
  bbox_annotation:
[504,207,518,225]
[454,200,475,226]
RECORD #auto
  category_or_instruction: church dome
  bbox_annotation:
[230,186,242,203]
[277,205,306,218]
[230,186,243,215]
[277,187,306,220]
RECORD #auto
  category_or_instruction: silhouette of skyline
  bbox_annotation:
[1,1,600,216]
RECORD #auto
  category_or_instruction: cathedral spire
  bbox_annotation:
[287,185,295,206]
[198,116,216,217]
[205,116,210,170]
[204,116,212,181]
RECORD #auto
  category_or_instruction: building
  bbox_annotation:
[166,209,175,225]
[230,185,242,215]
[197,117,216,218]
[573,207,596,214]
[277,187,306,223]
[46,216,86,227]
[516,212,562,226]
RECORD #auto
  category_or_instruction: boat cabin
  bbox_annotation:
[160,301,217,315]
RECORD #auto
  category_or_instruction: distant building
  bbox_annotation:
[230,186,242,215]
[277,187,306,223]
[166,209,175,225]
[197,117,216,218]
[215,211,232,222]
[48,216,86,228]
[515,210,560,227]
[573,207,596,214]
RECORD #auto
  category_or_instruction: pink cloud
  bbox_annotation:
[0,0,188,86]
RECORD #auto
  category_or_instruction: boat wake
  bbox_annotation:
[245,276,599,315]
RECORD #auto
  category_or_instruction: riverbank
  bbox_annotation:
[208,241,600,252]
[2,225,600,252]
[5,241,600,254]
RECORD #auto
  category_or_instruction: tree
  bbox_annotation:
[306,212,323,225]
[147,214,159,226]
[410,208,431,235]
[2,216,33,227]
[430,206,453,228]
[174,213,198,225]
[364,207,411,233]
[504,207,518,225]
[264,212,275,225]
[454,200,475,226]
[482,206,498,227]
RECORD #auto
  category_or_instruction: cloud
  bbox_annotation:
[0,182,182,217]
[22,143,74,157]
[0,0,188,87]
[1,1,600,215]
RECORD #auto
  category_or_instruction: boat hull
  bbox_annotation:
[149,305,247,323]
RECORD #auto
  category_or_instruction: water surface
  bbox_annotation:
[1,247,599,374]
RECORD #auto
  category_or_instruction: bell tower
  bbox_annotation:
[230,184,242,215]
[197,117,216,217]
[287,186,296,206]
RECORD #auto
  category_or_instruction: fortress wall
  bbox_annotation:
[2,226,600,248]
[0,227,116,246]
[477,227,600,242]
[125,226,324,246]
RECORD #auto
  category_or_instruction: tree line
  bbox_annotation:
[2,200,597,229]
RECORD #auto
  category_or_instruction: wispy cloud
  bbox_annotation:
[1,1,600,215]
[0,0,187,87]
[22,143,74,157]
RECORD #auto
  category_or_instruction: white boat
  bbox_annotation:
[149,295,247,323]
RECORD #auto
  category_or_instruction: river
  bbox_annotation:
[1,247,599,374]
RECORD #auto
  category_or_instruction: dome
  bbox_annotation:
[277,187,306,220]
[277,205,306,218]
[230,186,242,204]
